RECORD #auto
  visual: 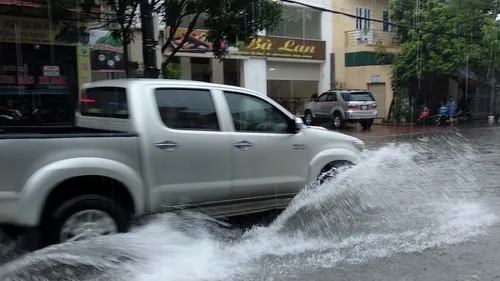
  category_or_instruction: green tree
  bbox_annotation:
[378,0,497,121]
[161,0,282,69]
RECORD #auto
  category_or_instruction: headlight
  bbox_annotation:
[353,140,365,151]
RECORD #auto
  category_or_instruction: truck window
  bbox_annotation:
[224,91,290,133]
[80,87,128,119]
[155,88,219,131]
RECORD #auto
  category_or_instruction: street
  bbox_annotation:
[1,124,500,281]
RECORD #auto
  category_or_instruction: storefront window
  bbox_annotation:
[267,80,318,115]
[191,58,211,82]
[0,43,78,126]
[179,13,209,30]
[223,59,241,86]
[268,5,322,40]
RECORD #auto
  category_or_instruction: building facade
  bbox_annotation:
[128,0,333,116]
[332,0,486,120]
[0,10,92,126]
[331,0,398,120]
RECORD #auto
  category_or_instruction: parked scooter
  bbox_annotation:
[416,106,430,124]
[0,99,42,126]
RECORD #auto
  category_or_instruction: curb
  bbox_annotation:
[357,124,498,140]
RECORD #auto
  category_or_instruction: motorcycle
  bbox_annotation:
[416,106,431,124]
[0,100,42,126]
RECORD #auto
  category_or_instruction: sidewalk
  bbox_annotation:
[337,121,494,139]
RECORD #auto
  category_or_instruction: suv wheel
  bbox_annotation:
[43,195,130,246]
[332,112,345,129]
[361,118,374,130]
[304,110,314,125]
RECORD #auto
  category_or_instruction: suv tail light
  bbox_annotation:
[348,104,359,109]
[370,104,377,109]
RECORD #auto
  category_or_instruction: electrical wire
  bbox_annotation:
[279,0,484,40]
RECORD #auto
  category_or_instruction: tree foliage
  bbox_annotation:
[161,0,282,68]
[377,0,500,121]
[383,0,496,86]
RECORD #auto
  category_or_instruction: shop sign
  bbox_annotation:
[164,27,326,60]
[43,66,60,77]
[0,16,89,46]
[370,74,381,83]
[89,30,125,72]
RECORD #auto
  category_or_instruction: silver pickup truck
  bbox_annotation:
[0,79,364,247]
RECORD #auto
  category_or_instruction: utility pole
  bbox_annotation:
[140,0,159,78]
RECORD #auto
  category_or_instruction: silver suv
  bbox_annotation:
[303,89,378,129]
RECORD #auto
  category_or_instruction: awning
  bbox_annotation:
[458,68,478,85]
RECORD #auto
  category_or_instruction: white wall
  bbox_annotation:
[271,0,333,93]
[241,59,268,95]
[320,9,333,92]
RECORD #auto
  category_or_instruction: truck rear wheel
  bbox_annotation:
[43,195,130,246]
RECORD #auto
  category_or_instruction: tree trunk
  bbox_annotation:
[123,40,130,77]
[140,0,159,78]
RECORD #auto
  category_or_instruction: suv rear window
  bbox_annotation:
[80,87,128,119]
[345,91,375,102]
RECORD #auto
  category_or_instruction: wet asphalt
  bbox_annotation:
[2,123,500,281]
[312,124,500,281]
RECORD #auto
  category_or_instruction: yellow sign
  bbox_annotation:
[0,16,89,46]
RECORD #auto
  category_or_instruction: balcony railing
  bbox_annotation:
[345,29,400,47]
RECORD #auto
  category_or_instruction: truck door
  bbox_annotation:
[145,87,232,210]
[222,90,309,200]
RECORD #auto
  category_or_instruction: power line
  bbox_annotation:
[279,0,483,40]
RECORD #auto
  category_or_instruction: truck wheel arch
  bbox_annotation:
[18,158,145,227]
[308,148,360,182]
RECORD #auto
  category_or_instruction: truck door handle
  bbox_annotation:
[233,140,253,151]
[155,141,179,152]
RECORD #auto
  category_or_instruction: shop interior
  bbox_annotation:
[0,43,78,126]
[267,80,318,115]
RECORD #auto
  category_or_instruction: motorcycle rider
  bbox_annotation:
[445,96,456,125]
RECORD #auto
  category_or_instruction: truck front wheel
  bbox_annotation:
[317,160,353,185]
[43,195,130,246]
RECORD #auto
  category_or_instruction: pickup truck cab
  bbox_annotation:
[0,79,364,247]
[303,89,378,130]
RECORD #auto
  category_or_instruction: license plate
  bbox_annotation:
[361,105,368,110]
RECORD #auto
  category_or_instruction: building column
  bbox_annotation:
[180,57,192,80]
[240,58,267,96]
[211,59,224,84]
[320,10,333,92]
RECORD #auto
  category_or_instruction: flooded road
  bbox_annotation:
[1,126,500,281]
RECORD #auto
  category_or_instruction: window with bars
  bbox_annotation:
[383,10,392,32]
[355,7,371,30]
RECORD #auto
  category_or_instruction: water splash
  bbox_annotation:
[0,134,497,281]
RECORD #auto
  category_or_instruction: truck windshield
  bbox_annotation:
[80,87,128,119]
[346,92,375,102]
